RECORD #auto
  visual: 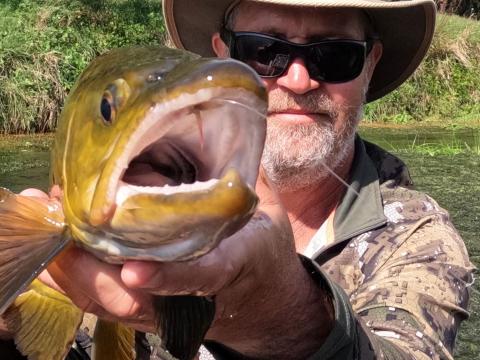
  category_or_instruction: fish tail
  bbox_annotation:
[3,279,83,360]
[92,319,135,360]
[0,188,69,314]
[155,295,215,360]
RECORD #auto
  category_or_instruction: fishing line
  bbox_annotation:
[210,98,360,197]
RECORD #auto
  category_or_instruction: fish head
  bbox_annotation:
[52,46,267,262]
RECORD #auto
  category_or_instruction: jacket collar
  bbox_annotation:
[311,136,412,262]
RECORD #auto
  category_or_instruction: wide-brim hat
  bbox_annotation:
[163,0,436,102]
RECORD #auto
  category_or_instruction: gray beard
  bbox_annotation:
[261,94,362,192]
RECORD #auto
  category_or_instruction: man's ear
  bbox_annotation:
[366,41,383,81]
[211,32,229,58]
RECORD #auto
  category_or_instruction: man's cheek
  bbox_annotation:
[325,81,367,107]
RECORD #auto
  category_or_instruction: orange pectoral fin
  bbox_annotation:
[0,188,70,315]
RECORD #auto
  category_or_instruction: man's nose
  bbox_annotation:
[276,58,320,94]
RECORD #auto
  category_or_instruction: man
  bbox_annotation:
[156,1,474,358]
[3,0,474,359]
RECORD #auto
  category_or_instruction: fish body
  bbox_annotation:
[0,46,267,359]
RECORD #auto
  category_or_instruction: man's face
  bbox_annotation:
[213,2,381,191]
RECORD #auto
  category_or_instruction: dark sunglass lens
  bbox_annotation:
[308,42,365,82]
[233,35,289,77]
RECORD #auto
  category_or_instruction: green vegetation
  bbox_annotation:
[359,125,480,155]
[377,130,480,156]
[365,14,480,124]
[0,0,164,133]
[1,2,480,132]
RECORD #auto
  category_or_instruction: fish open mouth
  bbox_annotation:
[123,141,198,188]
[113,86,266,207]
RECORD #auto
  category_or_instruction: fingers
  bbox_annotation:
[47,246,155,324]
[122,250,236,296]
[122,208,290,297]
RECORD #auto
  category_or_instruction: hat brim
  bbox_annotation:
[163,0,436,102]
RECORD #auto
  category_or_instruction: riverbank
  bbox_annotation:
[364,14,480,125]
[3,121,479,155]
[1,0,480,132]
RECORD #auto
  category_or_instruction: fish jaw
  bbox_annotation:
[64,54,267,262]
[80,169,258,262]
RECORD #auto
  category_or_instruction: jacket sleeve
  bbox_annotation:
[205,189,474,360]
[312,190,475,360]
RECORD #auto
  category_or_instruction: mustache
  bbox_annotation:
[267,88,360,117]
[268,89,335,115]
[268,88,335,112]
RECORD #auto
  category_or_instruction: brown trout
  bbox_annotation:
[0,46,267,360]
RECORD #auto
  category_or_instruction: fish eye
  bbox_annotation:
[100,94,115,125]
[100,79,131,126]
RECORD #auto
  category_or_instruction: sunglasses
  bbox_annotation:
[220,29,374,83]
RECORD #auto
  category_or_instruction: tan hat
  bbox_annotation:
[163,0,436,102]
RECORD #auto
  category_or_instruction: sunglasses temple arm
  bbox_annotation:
[219,28,234,56]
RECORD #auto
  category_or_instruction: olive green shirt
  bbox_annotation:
[204,137,475,359]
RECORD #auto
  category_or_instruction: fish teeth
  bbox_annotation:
[115,179,219,206]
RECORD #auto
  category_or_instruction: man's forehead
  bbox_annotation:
[231,2,367,40]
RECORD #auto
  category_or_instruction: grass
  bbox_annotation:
[0,0,164,133]
[365,14,480,124]
[358,124,480,156]
[386,133,480,156]
[1,3,480,132]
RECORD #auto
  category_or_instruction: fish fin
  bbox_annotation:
[155,296,215,360]
[92,319,135,360]
[0,188,69,314]
[3,279,83,360]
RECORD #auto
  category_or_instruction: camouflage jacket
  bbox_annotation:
[204,137,475,360]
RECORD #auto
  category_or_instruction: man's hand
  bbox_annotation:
[22,175,333,358]
[120,173,333,358]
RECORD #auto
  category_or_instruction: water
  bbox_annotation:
[0,127,479,359]
[360,127,480,360]
[0,135,51,192]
